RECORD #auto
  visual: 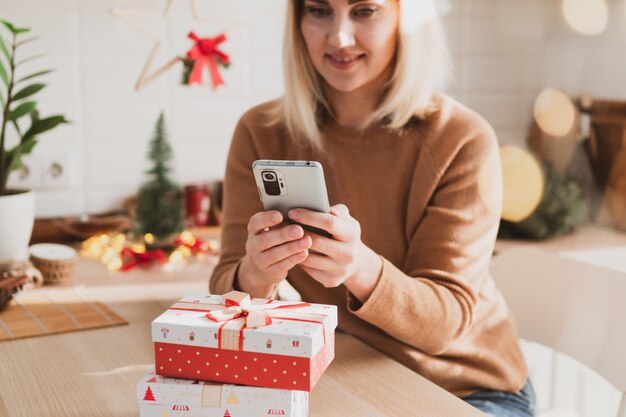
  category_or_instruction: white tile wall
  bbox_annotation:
[2,0,626,221]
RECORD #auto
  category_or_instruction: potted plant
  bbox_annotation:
[0,19,68,262]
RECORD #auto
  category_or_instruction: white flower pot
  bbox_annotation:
[0,190,35,262]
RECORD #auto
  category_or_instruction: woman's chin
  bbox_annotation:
[325,80,367,94]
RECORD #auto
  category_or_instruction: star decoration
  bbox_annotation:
[110,0,246,91]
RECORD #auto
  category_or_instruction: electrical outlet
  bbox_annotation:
[6,154,40,189]
[40,152,77,189]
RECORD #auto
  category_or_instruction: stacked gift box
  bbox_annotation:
[137,291,338,416]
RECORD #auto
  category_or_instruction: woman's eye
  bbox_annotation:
[353,7,377,17]
[306,6,332,18]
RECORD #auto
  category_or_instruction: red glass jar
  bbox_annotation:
[184,183,211,227]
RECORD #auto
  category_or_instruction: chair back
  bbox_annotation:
[491,247,626,393]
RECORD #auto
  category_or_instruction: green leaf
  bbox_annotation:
[0,34,10,65]
[0,20,17,34]
[11,119,22,136]
[16,53,44,67]
[0,20,30,35]
[13,83,45,100]
[6,138,38,172]
[22,115,68,142]
[9,101,37,121]
[17,36,39,47]
[17,69,53,84]
[0,61,8,86]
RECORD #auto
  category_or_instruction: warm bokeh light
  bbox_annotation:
[129,242,146,253]
[106,256,123,271]
[80,231,217,272]
[534,88,577,137]
[178,230,197,246]
[168,249,185,265]
[500,145,545,222]
[112,233,126,249]
[562,0,608,36]
[144,233,155,245]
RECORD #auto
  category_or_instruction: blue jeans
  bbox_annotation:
[463,380,536,417]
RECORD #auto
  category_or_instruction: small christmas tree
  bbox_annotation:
[135,113,184,243]
[143,386,156,401]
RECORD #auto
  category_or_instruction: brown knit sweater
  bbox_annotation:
[210,95,528,397]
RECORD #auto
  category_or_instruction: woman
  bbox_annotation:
[210,0,535,415]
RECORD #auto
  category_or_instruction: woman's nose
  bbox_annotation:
[327,16,355,49]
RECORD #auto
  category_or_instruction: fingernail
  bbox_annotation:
[289,210,299,219]
[291,226,302,238]
[271,212,281,222]
[299,238,309,247]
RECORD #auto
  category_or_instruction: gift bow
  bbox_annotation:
[120,248,166,271]
[166,292,328,351]
[186,31,230,88]
[205,291,309,329]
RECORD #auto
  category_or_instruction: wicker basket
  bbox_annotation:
[29,244,77,285]
[0,272,30,311]
[0,261,37,311]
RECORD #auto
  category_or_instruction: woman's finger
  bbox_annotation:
[287,209,353,241]
[256,235,312,270]
[300,251,337,271]
[250,224,305,253]
[266,249,310,275]
[248,210,283,235]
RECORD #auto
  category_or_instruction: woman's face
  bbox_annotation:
[300,0,399,95]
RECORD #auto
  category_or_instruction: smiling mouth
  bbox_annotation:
[325,54,365,69]
[326,54,365,62]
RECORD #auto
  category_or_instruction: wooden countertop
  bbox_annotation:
[0,256,484,417]
[495,224,626,254]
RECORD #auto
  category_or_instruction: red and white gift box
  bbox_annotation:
[137,368,308,417]
[152,291,337,391]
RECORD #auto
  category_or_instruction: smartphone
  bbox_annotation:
[252,160,331,236]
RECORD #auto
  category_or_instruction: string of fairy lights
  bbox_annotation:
[80,231,219,272]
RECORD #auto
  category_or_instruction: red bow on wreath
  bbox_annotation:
[186,31,230,88]
[120,248,167,271]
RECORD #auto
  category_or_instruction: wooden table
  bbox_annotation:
[0,258,483,417]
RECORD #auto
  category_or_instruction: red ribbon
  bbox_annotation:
[164,294,329,351]
[186,31,230,88]
[120,248,167,271]
[175,235,215,254]
[205,292,311,326]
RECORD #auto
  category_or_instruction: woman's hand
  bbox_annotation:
[288,204,383,303]
[237,210,312,298]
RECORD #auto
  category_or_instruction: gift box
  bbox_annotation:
[152,291,337,391]
[137,368,308,417]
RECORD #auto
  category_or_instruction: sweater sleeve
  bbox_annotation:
[209,114,264,295]
[347,121,502,355]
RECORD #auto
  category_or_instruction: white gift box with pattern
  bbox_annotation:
[152,292,337,391]
[137,369,308,417]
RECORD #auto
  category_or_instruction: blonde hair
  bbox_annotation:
[269,0,451,148]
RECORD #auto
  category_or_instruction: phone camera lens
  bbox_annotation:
[261,171,280,196]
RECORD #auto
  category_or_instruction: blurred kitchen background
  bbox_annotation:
[2,1,626,416]
[1,0,624,218]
